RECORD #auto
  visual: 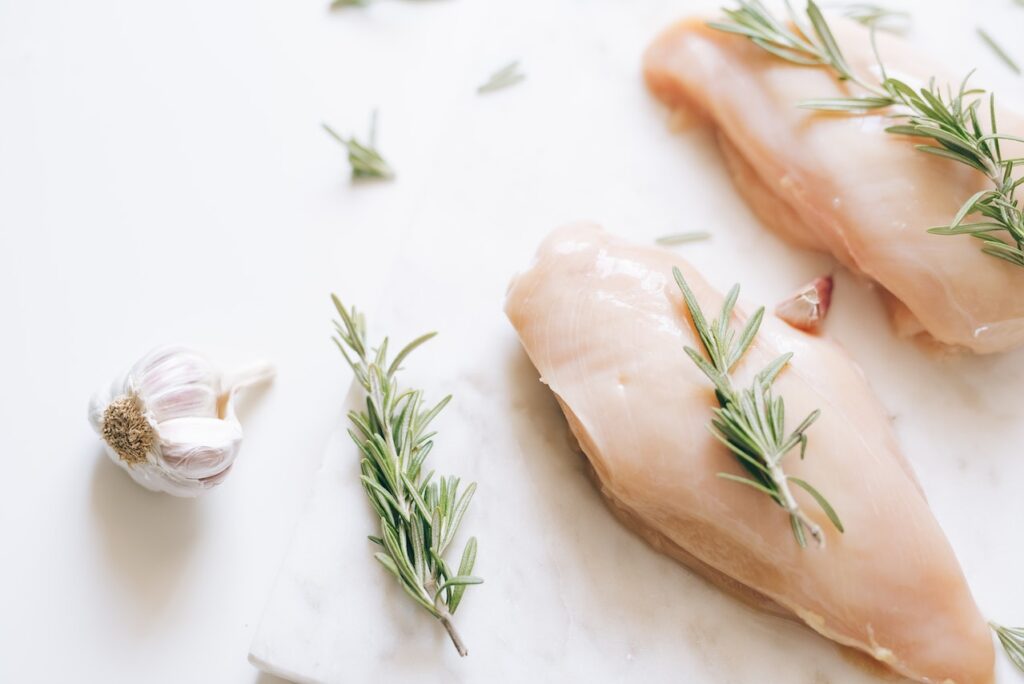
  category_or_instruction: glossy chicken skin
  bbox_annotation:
[505,224,993,683]
[644,18,1024,354]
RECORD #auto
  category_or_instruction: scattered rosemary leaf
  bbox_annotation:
[977,28,1021,75]
[330,0,370,8]
[477,61,526,94]
[322,112,394,180]
[656,231,711,246]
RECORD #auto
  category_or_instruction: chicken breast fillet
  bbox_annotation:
[644,17,1024,354]
[505,223,993,683]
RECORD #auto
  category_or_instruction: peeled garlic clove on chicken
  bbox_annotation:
[88,346,274,497]
[774,276,833,334]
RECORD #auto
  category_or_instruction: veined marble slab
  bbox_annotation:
[250,0,1024,681]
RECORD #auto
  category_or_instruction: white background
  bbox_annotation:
[2,0,1023,682]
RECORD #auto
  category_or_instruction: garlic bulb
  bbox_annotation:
[88,346,274,497]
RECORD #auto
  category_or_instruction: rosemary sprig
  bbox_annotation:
[322,111,394,180]
[672,268,843,548]
[331,296,481,656]
[477,61,526,94]
[992,623,1024,672]
[710,1,1024,268]
[656,231,711,246]
[977,28,1021,75]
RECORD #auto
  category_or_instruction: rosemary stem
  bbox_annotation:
[769,463,825,547]
[425,576,469,657]
[440,613,468,657]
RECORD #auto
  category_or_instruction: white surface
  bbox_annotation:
[1,0,1023,682]
[249,2,1024,683]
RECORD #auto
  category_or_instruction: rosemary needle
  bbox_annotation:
[672,267,843,548]
[977,28,1021,75]
[477,61,526,94]
[331,296,482,656]
[656,231,711,246]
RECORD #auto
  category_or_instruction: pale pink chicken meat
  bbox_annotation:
[644,18,1024,354]
[505,223,993,683]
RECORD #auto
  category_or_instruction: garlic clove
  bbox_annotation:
[775,276,834,333]
[157,416,243,480]
[123,459,196,497]
[131,346,222,422]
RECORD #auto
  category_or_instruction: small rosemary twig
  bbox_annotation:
[672,268,843,548]
[323,111,394,180]
[332,296,481,656]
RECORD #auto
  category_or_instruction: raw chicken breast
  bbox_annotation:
[644,17,1024,354]
[505,223,993,683]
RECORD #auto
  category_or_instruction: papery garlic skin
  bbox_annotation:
[89,346,273,497]
[774,276,834,334]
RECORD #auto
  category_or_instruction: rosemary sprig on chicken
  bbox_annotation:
[331,296,481,656]
[673,267,843,548]
[710,0,1024,267]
